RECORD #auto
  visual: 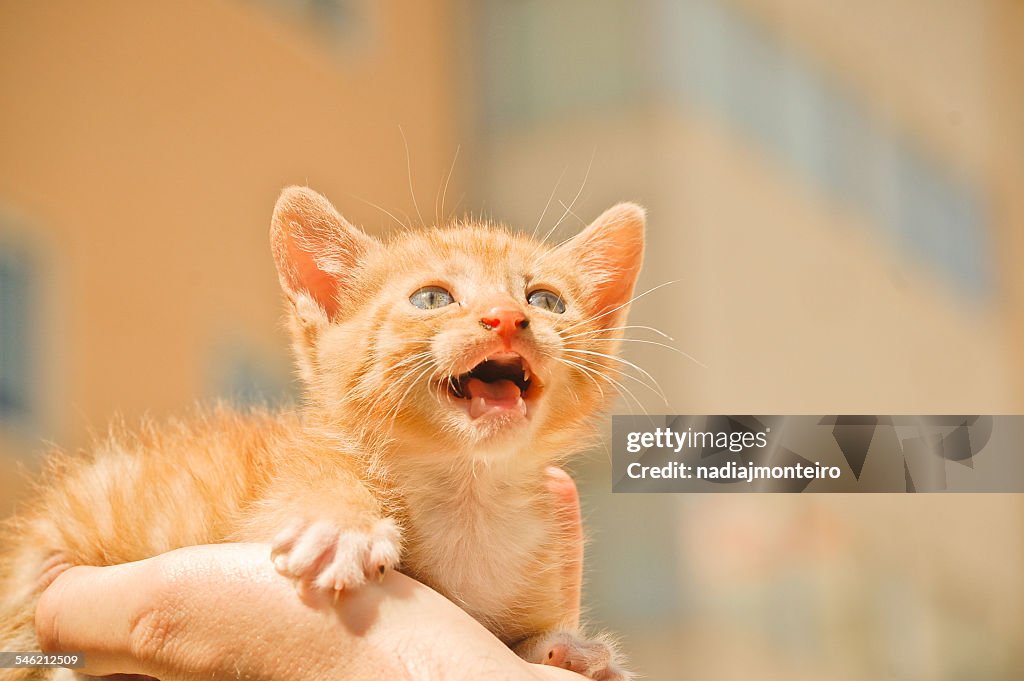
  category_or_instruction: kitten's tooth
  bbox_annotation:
[470,396,487,419]
[523,367,531,382]
[516,396,527,417]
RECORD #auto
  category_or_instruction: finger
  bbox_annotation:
[545,466,583,626]
[35,543,594,681]
[531,662,594,680]
[35,561,161,677]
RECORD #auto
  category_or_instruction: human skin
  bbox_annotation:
[34,468,587,681]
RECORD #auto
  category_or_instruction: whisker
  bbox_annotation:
[399,125,425,227]
[353,354,432,402]
[554,357,605,401]
[447,192,467,223]
[563,347,666,396]
[349,193,413,232]
[564,378,582,407]
[541,150,594,243]
[530,165,568,240]
[559,280,682,335]
[362,351,433,384]
[529,151,595,260]
[381,354,434,391]
[437,144,461,227]
[556,199,586,227]
[565,352,667,405]
[535,206,642,258]
[562,351,667,404]
[557,356,648,417]
[386,351,436,373]
[600,369,649,417]
[382,361,439,430]
[570,337,705,369]
[560,325,675,342]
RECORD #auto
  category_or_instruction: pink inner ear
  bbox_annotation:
[593,244,643,318]
[576,239,644,327]
[285,232,341,319]
[560,203,645,328]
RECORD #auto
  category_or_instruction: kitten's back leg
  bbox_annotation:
[0,410,280,671]
[0,538,70,681]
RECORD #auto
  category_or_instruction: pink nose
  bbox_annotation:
[479,307,529,339]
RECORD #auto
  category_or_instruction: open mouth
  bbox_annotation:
[445,352,540,420]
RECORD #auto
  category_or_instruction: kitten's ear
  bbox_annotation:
[562,202,645,326]
[270,186,377,320]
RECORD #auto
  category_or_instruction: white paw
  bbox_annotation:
[270,517,401,595]
[536,631,631,681]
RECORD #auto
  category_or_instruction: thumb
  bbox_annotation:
[36,561,161,678]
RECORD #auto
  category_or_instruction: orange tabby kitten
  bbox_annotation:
[0,187,645,681]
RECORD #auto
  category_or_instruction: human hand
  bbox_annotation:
[35,467,587,681]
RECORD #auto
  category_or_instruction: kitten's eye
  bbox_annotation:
[410,286,454,310]
[527,289,565,314]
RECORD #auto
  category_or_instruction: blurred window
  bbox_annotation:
[480,0,993,297]
[0,246,34,424]
[665,0,992,297]
[476,0,994,298]
[206,337,296,408]
[479,0,645,130]
[253,0,368,45]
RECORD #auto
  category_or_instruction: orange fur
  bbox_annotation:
[0,187,645,680]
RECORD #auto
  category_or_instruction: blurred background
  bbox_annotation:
[2,1,1023,678]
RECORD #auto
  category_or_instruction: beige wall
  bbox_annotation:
[473,0,1022,416]
[468,2,1024,679]
[1,1,1021,678]
[992,0,1024,409]
[0,0,458,503]
[478,109,1016,415]
[736,0,996,174]
[734,0,1024,408]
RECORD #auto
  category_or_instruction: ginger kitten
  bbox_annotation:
[0,187,645,681]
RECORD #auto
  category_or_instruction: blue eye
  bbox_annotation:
[410,286,454,309]
[527,289,565,314]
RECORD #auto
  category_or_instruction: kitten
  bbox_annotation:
[0,187,645,681]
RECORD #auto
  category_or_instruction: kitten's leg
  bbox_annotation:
[234,462,401,603]
[515,630,632,681]
[0,549,75,681]
[512,471,631,680]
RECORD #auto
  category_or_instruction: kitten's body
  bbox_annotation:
[0,188,644,680]
[2,411,565,652]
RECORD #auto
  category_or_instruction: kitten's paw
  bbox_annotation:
[270,517,400,597]
[528,631,631,681]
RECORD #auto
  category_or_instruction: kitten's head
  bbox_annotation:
[271,187,644,462]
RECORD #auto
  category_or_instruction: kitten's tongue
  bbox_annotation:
[464,378,525,419]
